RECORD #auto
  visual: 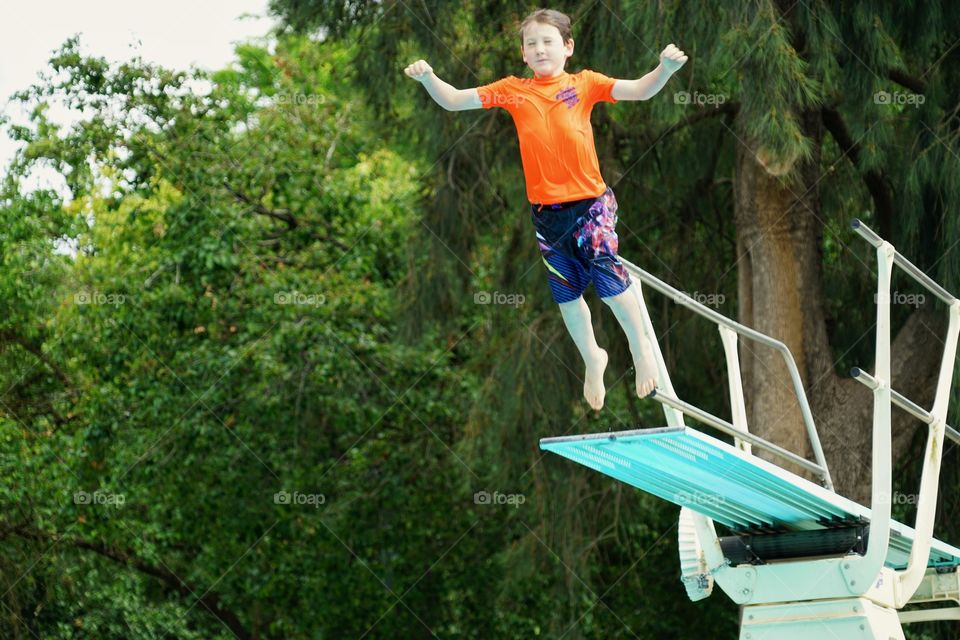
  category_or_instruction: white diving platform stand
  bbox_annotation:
[539,219,960,639]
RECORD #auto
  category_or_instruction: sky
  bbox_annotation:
[0,0,275,180]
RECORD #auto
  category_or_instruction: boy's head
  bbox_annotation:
[519,9,574,78]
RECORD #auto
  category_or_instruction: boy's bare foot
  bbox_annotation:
[584,348,608,410]
[635,339,658,398]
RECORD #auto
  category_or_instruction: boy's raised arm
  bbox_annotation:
[404,59,482,111]
[612,44,688,102]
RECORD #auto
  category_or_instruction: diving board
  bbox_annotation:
[539,219,960,639]
[540,426,960,570]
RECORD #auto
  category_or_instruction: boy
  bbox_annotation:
[403,8,687,411]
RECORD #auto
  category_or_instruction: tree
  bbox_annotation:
[1,33,491,638]
[266,1,960,638]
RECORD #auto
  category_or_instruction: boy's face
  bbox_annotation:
[520,22,574,78]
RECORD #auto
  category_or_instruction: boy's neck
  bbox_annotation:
[534,69,568,80]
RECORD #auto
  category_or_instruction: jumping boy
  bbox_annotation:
[403,8,687,411]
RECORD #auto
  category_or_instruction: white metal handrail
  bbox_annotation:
[848,218,959,605]
[851,368,960,445]
[619,256,834,490]
[852,218,957,305]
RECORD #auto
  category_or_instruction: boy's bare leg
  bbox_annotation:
[557,296,608,410]
[602,285,658,398]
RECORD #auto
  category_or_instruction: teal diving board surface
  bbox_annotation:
[539,427,960,570]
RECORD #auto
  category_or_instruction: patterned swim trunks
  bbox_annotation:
[530,186,631,305]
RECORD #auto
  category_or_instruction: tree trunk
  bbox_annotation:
[734,113,829,477]
[732,114,946,503]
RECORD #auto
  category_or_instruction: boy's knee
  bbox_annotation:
[600,288,631,306]
[558,295,584,308]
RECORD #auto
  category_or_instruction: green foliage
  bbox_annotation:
[0,28,483,639]
[1,1,958,638]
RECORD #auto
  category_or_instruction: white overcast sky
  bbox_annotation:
[0,0,275,180]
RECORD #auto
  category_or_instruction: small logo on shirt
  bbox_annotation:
[556,86,580,108]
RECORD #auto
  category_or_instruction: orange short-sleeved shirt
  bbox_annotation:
[477,69,618,205]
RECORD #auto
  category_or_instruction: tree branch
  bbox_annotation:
[818,307,946,502]
[656,101,739,143]
[820,107,894,239]
[889,68,926,94]
[224,182,298,230]
[10,526,259,640]
[0,330,72,389]
[605,101,739,150]
[224,181,350,251]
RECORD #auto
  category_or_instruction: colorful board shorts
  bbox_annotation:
[530,186,632,305]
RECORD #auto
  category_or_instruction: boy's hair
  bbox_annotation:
[519,8,573,44]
